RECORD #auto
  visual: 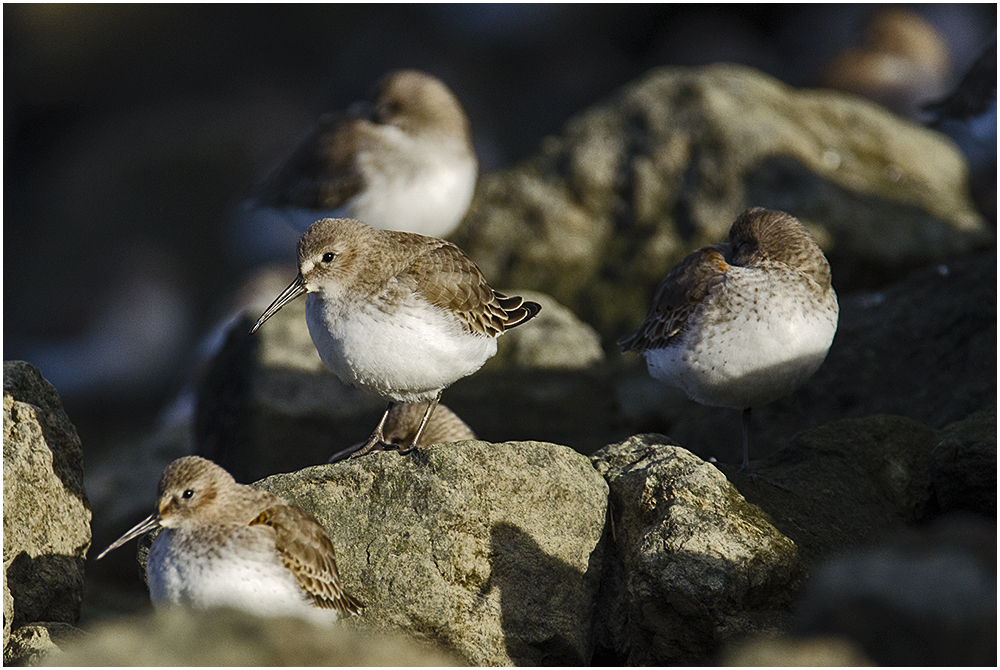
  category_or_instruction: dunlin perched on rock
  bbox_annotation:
[97,456,362,623]
[248,69,478,240]
[251,217,540,458]
[619,207,839,469]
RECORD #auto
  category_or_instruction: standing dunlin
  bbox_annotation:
[250,218,540,458]
[619,207,839,469]
[97,456,362,623]
[248,69,477,241]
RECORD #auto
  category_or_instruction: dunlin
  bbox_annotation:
[250,218,540,458]
[97,456,362,623]
[250,69,477,240]
[619,207,839,469]
[329,401,477,462]
[822,7,950,119]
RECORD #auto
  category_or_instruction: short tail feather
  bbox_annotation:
[495,292,541,329]
[331,592,364,617]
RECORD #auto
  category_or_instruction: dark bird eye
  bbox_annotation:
[322,252,335,263]
[181,489,195,499]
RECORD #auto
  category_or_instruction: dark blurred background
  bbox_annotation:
[4,4,995,462]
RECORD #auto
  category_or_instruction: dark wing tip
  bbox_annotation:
[490,292,541,329]
[504,299,541,329]
[618,329,640,353]
[342,593,365,616]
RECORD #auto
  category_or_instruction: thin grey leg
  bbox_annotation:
[350,402,395,459]
[399,391,442,455]
[740,407,752,470]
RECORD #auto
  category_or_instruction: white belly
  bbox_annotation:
[350,134,476,238]
[147,527,341,624]
[645,268,838,409]
[246,139,475,240]
[306,292,496,402]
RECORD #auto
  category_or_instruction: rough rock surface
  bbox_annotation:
[6,622,85,667]
[255,440,609,666]
[51,608,460,666]
[453,63,989,341]
[720,411,997,666]
[590,434,801,665]
[3,571,11,654]
[803,253,996,432]
[3,361,91,663]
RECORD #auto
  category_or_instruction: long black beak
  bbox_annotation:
[95,513,162,560]
[250,273,307,334]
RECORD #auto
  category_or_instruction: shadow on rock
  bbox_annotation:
[7,552,86,630]
[591,435,801,665]
[488,521,603,665]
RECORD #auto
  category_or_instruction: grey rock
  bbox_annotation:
[51,607,460,666]
[931,405,996,518]
[723,414,939,569]
[3,570,11,653]
[3,361,91,663]
[255,440,609,666]
[590,434,801,665]
[5,622,84,667]
[446,365,628,455]
[720,634,874,666]
[795,514,997,666]
[453,63,989,341]
[806,254,996,433]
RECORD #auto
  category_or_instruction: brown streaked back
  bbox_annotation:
[250,505,363,617]
[391,233,541,338]
[618,247,729,353]
[254,112,367,211]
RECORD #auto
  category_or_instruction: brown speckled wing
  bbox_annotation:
[250,505,363,617]
[619,246,729,353]
[391,234,541,337]
[254,112,367,210]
